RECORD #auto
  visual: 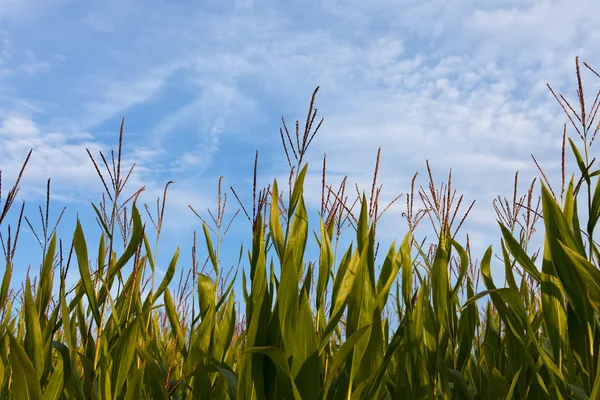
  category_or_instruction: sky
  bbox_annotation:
[1,0,599,297]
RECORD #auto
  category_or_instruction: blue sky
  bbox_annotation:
[1,0,599,294]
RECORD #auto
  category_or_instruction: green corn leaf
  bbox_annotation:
[193,363,238,400]
[360,322,404,399]
[213,291,236,362]
[400,231,413,310]
[111,202,144,280]
[431,231,450,330]
[589,174,600,234]
[38,232,56,315]
[321,324,371,400]
[96,238,107,289]
[58,286,85,399]
[401,281,433,399]
[150,247,179,305]
[590,344,600,399]
[194,273,216,355]
[238,213,270,400]
[568,384,588,400]
[569,138,590,186]
[316,218,334,313]
[346,226,379,388]
[562,177,589,264]
[41,356,63,400]
[277,199,306,356]
[143,233,155,273]
[559,242,600,314]
[216,267,238,312]
[500,240,519,291]
[111,319,140,397]
[540,236,567,369]
[135,345,170,400]
[242,268,249,305]
[203,223,219,276]
[464,287,527,341]
[450,239,470,300]
[291,291,320,398]
[288,163,308,220]
[123,365,145,400]
[321,247,362,350]
[91,202,112,239]
[479,247,524,332]
[288,196,309,276]
[99,353,113,400]
[8,331,43,400]
[52,341,85,400]
[356,193,369,251]
[499,223,542,283]
[270,179,285,260]
[374,241,399,309]
[505,368,522,400]
[301,262,313,301]
[24,278,44,378]
[73,220,102,327]
[456,279,476,372]
[164,288,187,358]
[487,367,509,399]
[448,369,475,400]
[245,346,302,400]
[0,260,11,311]
[330,245,354,318]
[563,175,576,221]
[0,359,4,395]
[541,183,588,316]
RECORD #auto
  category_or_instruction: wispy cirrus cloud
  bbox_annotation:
[0,0,598,279]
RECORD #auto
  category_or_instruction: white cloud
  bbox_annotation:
[0,115,39,136]
[80,66,180,128]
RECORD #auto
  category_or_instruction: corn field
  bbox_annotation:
[2,58,600,399]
